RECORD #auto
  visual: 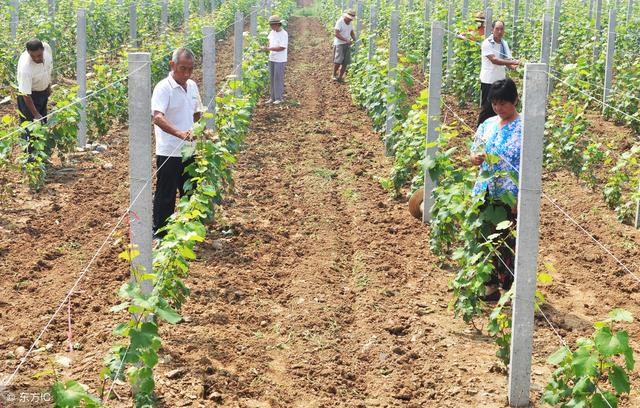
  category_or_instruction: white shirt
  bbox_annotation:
[334,18,353,46]
[151,74,203,157]
[480,35,512,84]
[17,43,53,94]
[268,29,288,63]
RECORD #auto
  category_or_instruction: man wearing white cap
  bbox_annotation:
[332,9,356,83]
[262,15,288,104]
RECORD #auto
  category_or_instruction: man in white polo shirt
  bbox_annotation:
[17,39,53,153]
[332,9,356,83]
[478,20,519,125]
[151,47,203,237]
[262,15,288,104]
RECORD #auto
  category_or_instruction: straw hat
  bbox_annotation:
[474,12,486,23]
[344,9,356,19]
[268,15,283,24]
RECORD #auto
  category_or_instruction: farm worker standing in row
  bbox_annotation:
[332,9,356,83]
[470,78,522,301]
[262,15,288,105]
[16,39,53,154]
[151,47,203,239]
[478,20,520,126]
[458,12,486,41]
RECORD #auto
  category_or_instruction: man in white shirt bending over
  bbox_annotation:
[333,9,356,83]
[151,47,203,238]
[478,20,519,125]
[16,39,53,153]
[262,15,288,105]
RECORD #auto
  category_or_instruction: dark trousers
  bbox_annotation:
[480,200,517,290]
[153,155,194,237]
[478,82,497,126]
[17,90,49,154]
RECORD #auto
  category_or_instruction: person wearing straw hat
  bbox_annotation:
[332,9,356,83]
[16,39,53,154]
[151,47,203,238]
[458,12,486,41]
[478,20,520,126]
[262,15,288,105]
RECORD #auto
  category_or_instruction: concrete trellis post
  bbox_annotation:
[48,0,55,19]
[422,20,443,223]
[203,26,216,131]
[422,0,430,73]
[10,0,18,41]
[127,52,153,295]
[130,3,137,48]
[446,3,453,87]
[485,7,493,38]
[384,10,399,156]
[199,0,204,16]
[589,0,594,19]
[546,0,561,94]
[161,0,168,31]
[513,0,520,51]
[507,63,548,408]
[525,0,530,26]
[627,0,634,22]
[212,0,217,12]
[409,0,414,10]
[462,0,469,18]
[233,11,244,96]
[355,1,363,52]
[603,8,616,113]
[540,13,551,64]
[250,5,258,36]
[394,0,399,10]
[594,0,603,60]
[348,0,355,8]
[550,0,561,56]
[368,5,378,61]
[184,0,190,36]
[76,10,88,148]
[635,182,639,229]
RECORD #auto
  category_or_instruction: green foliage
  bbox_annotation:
[543,310,635,407]
[51,380,101,408]
[16,87,80,190]
[387,89,429,195]
[544,95,590,177]
[448,19,482,106]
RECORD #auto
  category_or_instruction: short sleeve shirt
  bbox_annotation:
[151,75,203,157]
[17,43,53,94]
[268,29,288,63]
[471,115,522,198]
[480,36,512,84]
[334,18,353,45]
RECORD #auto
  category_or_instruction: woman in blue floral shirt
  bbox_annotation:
[470,78,521,301]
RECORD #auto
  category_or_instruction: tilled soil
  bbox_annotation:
[0,11,639,408]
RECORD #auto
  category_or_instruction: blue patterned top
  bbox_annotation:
[471,115,522,198]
